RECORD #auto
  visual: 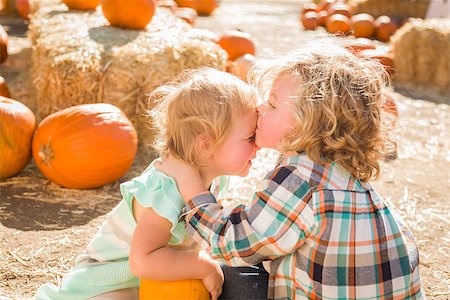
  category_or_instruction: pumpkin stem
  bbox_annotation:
[38,143,54,166]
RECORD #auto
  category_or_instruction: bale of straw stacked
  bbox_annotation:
[348,0,430,20]
[391,18,449,103]
[28,0,227,160]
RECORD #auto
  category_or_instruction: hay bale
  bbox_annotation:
[28,0,227,161]
[391,18,450,103]
[348,0,430,20]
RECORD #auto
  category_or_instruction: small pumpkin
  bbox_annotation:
[301,11,319,30]
[175,7,198,26]
[0,97,36,179]
[0,76,11,97]
[343,37,375,55]
[327,3,351,19]
[139,279,210,300]
[351,13,375,38]
[62,0,101,10]
[374,15,398,42]
[358,46,395,75]
[0,24,8,64]
[217,30,255,61]
[382,90,398,117]
[316,0,335,12]
[175,0,218,15]
[326,13,351,35]
[317,10,328,27]
[15,0,29,20]
[228,53,255,82]
[32,103,138,189]
[101,0,156,29]
[301,3,317,15]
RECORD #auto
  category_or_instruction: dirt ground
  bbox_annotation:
[1,1,449,299]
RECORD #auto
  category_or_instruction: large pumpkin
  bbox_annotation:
[0,24,8,64]
[101,0,156,29]
[139,279,210,300]
[62,0,101,10]
[32,103,138,189]
[217,30,255,61]
[0,97,36,179]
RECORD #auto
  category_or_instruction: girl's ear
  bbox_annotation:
[195,134,213,159]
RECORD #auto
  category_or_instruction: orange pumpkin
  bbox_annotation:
[351,13,375,38]
[374,15,398,42]
[301,11,319,30]
[317,10,328,27]
[0,97,36,179]
[217,30,255,61]
[326,13,351,35]
[358,47,395,75]
[15,0,29,20]
[0,76,11,97]
[301,3,317,15]
[382,90,398,117]
[101,0,156,29]
[228,53,255,82]
[62,0,101,10]
[327,3,351,19]
[32,103,138,189]
[175,7,198,25]
[316,0,335,12]
[139,279,210,300]
[0,24,8,64]
[175,0,218,15]
[343,37,375,55]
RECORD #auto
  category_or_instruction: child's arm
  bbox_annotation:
[180,165,315,267]
[130,201,223,299]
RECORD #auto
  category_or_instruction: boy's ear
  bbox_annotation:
[195,134,213,158]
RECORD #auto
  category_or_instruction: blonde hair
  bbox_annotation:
[251,40,395,182]
[149,67,257,167]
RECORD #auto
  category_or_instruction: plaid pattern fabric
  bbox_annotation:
[184,154,424,299]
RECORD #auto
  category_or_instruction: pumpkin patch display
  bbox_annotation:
[217,30,255,61]
[32,103,138,189]
[139,279,210,300]
[0,24,8,64]
[0,97,36,179]
[62,0,101,10]
[101,0,156,29]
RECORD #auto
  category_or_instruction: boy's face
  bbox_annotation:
[256,75,297,151]
[209,109,259,177]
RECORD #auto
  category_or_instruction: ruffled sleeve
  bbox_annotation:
[119,165,186,244]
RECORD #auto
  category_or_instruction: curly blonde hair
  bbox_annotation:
[148,67,258,167]
[251,41,396,182]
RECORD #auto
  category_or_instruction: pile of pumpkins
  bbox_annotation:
[300,0,397,77]
[300,0,399,42]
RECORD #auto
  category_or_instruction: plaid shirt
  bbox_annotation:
[184,154,424,300]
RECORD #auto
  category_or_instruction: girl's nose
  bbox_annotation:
[256,103,265,114]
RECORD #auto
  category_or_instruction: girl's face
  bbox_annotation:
[256,75,297,151]
[208,109,259,177]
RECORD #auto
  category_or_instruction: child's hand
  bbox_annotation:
[199,251,224,300]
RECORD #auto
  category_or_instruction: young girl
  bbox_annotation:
[170,42,424,299]
[35,67,260,300]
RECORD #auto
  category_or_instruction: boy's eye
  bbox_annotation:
[266,101,275,108]
[247,134,256,142]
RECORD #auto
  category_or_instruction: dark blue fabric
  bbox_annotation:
[219,263,269,300]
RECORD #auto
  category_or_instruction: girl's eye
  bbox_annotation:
[247,134,256,142]
[266,101,275,108]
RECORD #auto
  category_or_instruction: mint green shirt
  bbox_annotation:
[36,160,228,300]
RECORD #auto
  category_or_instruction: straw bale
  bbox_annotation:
[28,0,227,161]
[391,18,450,103]
[348,0,430,20]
